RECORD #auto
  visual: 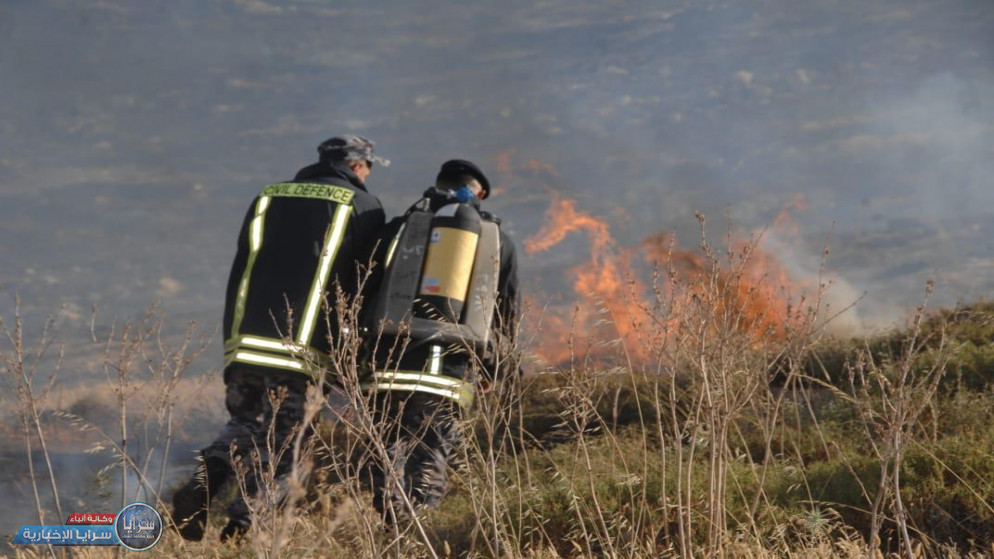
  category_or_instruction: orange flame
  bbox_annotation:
[773,193,807,237]
[525,196,612,255]
[525,194,809,366]
[526,196,649,364]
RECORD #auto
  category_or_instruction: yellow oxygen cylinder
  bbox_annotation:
[416,202,482,322]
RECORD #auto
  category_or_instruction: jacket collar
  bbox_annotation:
[293,161,368,192]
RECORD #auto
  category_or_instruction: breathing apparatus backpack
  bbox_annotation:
[366,186,502,358]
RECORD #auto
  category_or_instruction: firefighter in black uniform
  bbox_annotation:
[365,159,520,522]
[172,135,388,541]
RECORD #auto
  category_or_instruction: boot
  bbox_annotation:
[220,515,250,542]
[172,456,230,541]
[220,492,252,542]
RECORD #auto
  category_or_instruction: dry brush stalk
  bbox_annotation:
[0,298,66,527]
[635,214,839,557]
[848,281,948,559]
[90,305,212,518]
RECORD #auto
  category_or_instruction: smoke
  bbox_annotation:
[757,229,868,334]
[0,378,225,538]
[2,2,992,350]
[863,73,993,222]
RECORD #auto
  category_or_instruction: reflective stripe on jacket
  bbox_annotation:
[222,163,385,380]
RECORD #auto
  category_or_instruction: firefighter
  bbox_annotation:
[364,159,520,523]
[172,135,389,541]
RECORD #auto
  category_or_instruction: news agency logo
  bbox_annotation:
[12,502,162,551]
[115,502,163,551]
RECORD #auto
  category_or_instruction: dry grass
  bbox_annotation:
[3,220,994,558]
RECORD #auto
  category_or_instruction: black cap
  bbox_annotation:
[436,159,491,199]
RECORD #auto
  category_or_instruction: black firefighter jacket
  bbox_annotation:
[222,161,385,381]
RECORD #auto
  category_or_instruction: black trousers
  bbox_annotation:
[367,391,462,523]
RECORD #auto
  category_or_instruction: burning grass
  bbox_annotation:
[524,193,816,368]
[5,208,994,557]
